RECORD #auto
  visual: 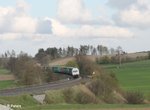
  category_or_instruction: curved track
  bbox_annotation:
[0,78,81,96]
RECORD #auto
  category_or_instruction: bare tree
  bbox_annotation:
[116,46,123,67]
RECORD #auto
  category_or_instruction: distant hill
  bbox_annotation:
[126,52,148,58]
[48,52,149,66]
[49,55,99,66]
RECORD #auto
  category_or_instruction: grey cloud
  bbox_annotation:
[35,19,52,34]
[0,18,13,34]
[107,0,136,9]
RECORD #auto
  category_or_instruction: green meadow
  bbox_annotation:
[0,67,10,75]
[102,60,150,96]
[0,80,16,89]
[0,68,16,89]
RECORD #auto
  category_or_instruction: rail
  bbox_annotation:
[0,77,81,96]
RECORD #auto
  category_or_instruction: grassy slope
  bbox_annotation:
[0,94,38,107]
[0,93,150,110]
[102,60,150,95]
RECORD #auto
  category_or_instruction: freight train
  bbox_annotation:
[46,66,80,78]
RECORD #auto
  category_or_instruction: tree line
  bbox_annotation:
[35,45,118,65]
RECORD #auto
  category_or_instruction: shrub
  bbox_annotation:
[125,91,144,104]
[98,56,111,64]
[45,85,99,104]
[75,90,96,104]
[74,85,99,104]
[86,67,120,103]
[76,55,94,77]
[65,60,79,68]
[44,90,65,104]
[62,88,75,103]
[87,78,112,98]
[76,55,120,103]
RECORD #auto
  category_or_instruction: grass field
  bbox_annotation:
[0,68,16,89]
[0,94,38,107]
[102,60,150,96]
[0,67,10,75]
[0,80,16,89]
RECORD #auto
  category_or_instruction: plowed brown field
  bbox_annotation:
[0,75,15,81]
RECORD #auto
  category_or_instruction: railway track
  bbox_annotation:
[0,77,82,96]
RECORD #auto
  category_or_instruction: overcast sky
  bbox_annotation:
[0,0,150,56]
